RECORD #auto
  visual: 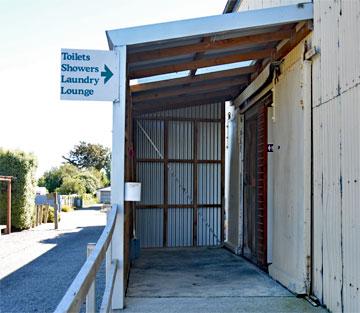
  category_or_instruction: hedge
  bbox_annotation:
[0,149,37,230]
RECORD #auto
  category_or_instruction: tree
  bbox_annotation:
[38,164,79,193]
[63,142,111,177]
[56,176,86,195]
[38,164,109,195]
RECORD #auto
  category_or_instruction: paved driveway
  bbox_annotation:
[0,207,106,313]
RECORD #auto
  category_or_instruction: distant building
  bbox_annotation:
[96,186,111,204]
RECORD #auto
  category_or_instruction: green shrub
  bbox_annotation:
[56,176,86,195]
[47,206,61,223]
[61,205,73,212]
[82,193,98,206]
[0,149,37,230]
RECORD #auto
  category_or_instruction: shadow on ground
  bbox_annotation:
[0,225,105,313]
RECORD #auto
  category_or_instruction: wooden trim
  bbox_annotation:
[133,95,233,116]
[129,49,275,79]
[130,66,256,93]
[133,88,240,112]
[274,23,311,61]
[136,158,221,164]
[128,30,293,64]
[133,77,248,103]
[220,103,225,243]
[189,37,212,77]
[135,204,221,209]
[134,116,222,123]
[163,121,169,247]
[193,121,198,246]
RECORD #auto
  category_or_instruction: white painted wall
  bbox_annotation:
[312,1,360,312]
[267,50,312,295]
[235,0,360,311]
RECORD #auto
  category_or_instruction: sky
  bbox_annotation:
[0,0,227,177]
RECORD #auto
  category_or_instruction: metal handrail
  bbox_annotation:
[54,205,118,313]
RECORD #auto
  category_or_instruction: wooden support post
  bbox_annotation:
[54,192,59,230]
[7,180,11,234]
[193,121,198,246]
[86,243,96,313]
[110,45,127,310]
[220,103,226,243]
[163,120,168,247]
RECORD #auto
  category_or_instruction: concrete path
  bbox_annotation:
[125,248,328,313]
[0,206,106,313]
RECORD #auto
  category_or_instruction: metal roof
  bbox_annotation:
[106,3,313,114]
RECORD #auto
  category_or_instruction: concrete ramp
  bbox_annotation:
[124,248,326,312]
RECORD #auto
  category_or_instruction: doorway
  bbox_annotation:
[243,99,268,269]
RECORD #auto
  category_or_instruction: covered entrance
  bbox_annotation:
[134,103,224,248]
[105,3,314,310]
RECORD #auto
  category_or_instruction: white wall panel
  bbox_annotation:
[268,58,311,294]
[312,1,360,312]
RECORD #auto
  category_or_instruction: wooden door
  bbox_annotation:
[243,101,268,268]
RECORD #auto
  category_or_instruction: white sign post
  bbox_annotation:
[60,49,119,101]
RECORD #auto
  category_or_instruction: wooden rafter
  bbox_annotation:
[132,76,248,103]
[129,48,274,79]
[128,29,293,64]
[133,87,239,113]
[130,65,256,93]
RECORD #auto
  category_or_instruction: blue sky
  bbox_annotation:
[0,0,226,176]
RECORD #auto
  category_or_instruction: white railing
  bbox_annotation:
[54,205,118,313]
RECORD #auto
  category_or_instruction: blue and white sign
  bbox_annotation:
[60,49,119,101]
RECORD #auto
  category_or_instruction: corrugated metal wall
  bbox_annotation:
[267,52,312,294]
[235,0,360,311]
[135,102,224,248]
[312,1,360,312]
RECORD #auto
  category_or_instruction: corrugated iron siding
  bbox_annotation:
[237,0,311,11]
[312,1,360,312]
[236,0,360,311]
[135,103,224,248]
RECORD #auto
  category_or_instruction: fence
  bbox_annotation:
[35,194,80,211]
[34,205,50,226]
[54,205,118,313]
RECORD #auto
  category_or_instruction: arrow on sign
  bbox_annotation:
[101,65,113,84]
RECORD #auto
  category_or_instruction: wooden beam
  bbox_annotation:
[129,49,274,79]
[189,37,212,77]
[128,30,293,63]
[134,98,227,116]
[274,23,311,61]
[132,76,248,103]
[130,65,256,93]
[134,87,239,109]
[133,88,239,114]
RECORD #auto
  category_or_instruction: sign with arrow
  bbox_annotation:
[60,49,119,101]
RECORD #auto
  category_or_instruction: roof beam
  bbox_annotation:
[107,3,313,46]
[132,76,248,103]
[130,65,256,93]
[133,97,226,116]
[133,87,239,112]
[128,29,293,64]
[129,49,274,79]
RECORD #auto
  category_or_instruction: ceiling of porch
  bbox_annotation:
[106,3,313,114]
